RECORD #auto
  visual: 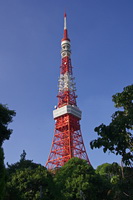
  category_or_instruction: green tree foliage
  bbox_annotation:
[0,104,16,146]
[54,157,111,200]
[5,166,54,200]
[96,162,133,199]
[118,167,133,200]
[5,154,55,200]
[0,148,5,200]
[90,85,133,166]
[96,162,121,178]
[5,154,132,200]
[6,150,39,175]
[0,104,16,200]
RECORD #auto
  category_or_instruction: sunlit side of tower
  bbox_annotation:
[46,13,90,169]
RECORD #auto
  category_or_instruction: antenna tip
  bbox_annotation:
[64,12,67,17]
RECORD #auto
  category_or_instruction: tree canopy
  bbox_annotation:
[0,104,16,200]
[5,153,55,200]
[54,157,111,200]
[4,155,133,200]
[0,104,16,146]
[90,84,133,166]
[0,148,5,200]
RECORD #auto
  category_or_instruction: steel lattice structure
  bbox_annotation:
[46,13,91,169]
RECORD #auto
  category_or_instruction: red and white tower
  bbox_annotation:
[46,13,90,169]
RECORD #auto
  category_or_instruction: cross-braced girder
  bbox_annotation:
[46,114,90,169]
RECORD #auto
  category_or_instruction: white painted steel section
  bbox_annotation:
[61,41,71,58]
[61,51,71,58]
[53,105,82,119]
[61,40,70,45]
[64,16,67,30]
[58,72,76,92]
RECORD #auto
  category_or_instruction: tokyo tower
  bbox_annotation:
[46,13,91,169]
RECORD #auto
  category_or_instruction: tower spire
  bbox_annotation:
[64,12,67,29]
[46,14,91,169]
[62,12,70,41]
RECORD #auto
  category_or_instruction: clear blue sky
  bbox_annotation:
[1,0,133,168]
